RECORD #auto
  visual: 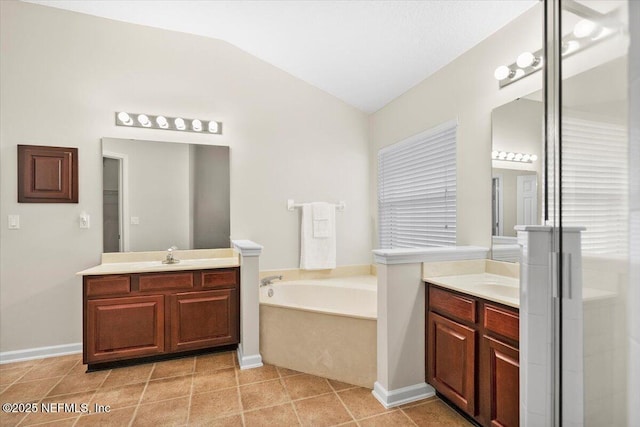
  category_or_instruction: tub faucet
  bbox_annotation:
[260,275,282,287]
[162,246,180,264]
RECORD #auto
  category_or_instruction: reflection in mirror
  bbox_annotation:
[490,55,627,262]
[491,97,543,261]
[102,138,230,253]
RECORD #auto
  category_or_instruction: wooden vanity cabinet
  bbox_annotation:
[86,295,165,363]
[426,283,519,427]
[83,267,239,368]
[427,287,478,415]
[169,288,239,352]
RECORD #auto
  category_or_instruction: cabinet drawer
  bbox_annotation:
[429,286,476,324]
[484,304,519,342]
[201,269,238,289]
[139,272,193,291]
[86,275,131,297]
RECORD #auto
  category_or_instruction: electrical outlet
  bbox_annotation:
[130,217,140,225]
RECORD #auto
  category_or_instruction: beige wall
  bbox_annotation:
[369,5,545,249]
[0,1,370,352]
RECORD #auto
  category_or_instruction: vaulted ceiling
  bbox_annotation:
[25,0,538,112]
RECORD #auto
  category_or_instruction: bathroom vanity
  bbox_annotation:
[424,266,519,427]
[78,249,240,369]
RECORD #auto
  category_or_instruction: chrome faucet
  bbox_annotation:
[162,246,180,264]
[260,275,282,287]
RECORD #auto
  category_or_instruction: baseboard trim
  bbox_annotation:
[236,345,263,370]
[0,343,82,364]
[372,381,436,408]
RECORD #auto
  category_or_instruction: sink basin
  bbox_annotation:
[474,283,519,300]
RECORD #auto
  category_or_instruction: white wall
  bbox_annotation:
[369,4,544,249]
[0,1,370,353]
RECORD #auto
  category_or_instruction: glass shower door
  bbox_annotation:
[551,0,634,425]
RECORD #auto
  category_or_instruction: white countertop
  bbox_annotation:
[424,272,617,309]
[77,248,240,276]
[425,273,520,308]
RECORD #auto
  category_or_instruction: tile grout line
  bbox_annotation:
[398,407,420,427]
[74,363,111,423]
[279,374,302,426]
[332,387,358,425]
[233,355,246,427]
[0,363,40,426]
[184,357,196,426]
[16,360,81,427]
[127,362,156,427]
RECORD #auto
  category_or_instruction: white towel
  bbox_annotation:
[312,202,331,238]
[300,202,336,270]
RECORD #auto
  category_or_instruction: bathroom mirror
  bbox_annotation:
[102,137,230,253]
[490,55,627,261]
[490,96,543,261]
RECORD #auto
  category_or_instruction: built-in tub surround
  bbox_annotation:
[259,275,376,388]
[77,248,239,276]
[259,264,375,282]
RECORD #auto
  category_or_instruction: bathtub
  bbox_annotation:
[259,275,377,388]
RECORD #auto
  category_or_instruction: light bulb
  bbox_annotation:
[494,65,512,81]
[175,118,186,130]
[156,116,168,129]
[192,119,202,132]
[573,19,600,38]
[522,154,531,162]
[562,40,580,55]
[208,121,219,133]
[117,112,132,125]
[491,151,499,159]
[517,52,536,68]
[515,153,523,161]
[498,151,507,159]
[137,114,151,127]
[592,27,612,41]
[507,152,515,160]
[530,154,538,162]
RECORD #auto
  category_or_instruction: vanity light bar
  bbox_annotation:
[494,9,619,88]
[492,151,538,163]
[115,112,222,135]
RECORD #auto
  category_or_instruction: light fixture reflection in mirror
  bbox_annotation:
[491,97,543,262]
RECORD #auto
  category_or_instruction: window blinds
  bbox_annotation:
[549,115,628,256]
[378,120,457,249]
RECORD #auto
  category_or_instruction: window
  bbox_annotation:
[378,120,457,249]
[550,114,628,256]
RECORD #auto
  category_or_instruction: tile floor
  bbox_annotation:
[0,351,472,426]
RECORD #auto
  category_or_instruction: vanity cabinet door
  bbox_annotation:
[86,295,165,363]
[482,335,519,427]
[169,289,239,352]
[427,311,476,416]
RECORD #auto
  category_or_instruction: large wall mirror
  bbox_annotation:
[490,55,626,262]
[490,96,543,262]
[102,138,230,253]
